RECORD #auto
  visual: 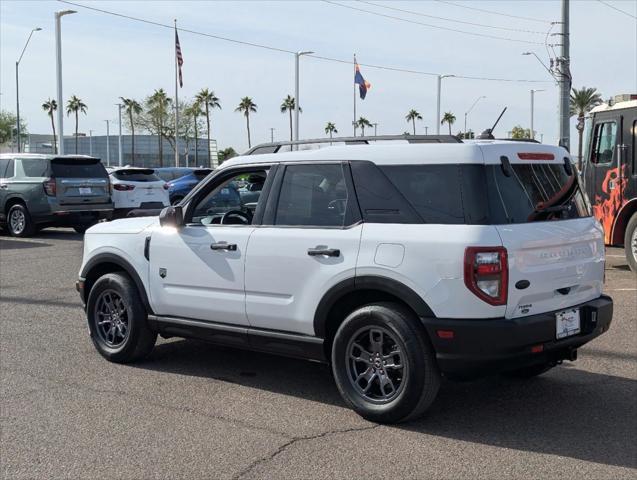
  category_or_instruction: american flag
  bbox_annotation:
[175,29,183,88]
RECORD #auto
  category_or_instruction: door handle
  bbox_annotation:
[210,242,237,251]
[307,247,340,257]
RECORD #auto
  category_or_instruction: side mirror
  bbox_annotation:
[159,205,184,228]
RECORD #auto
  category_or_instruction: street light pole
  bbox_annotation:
[464,95,486,138]
[16,27,42,153]
[530,89,545,139]
[294,51,314,149]
[89,130,93,156]
[373,123,378,137]
[104,120,110,167]
[424,126,429,135]
[116,103,123,166]
[436,74,455,135]
[55,10,76,156]
[270,127,275,143]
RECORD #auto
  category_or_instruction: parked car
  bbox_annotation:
[0,154,113,236]
[77,140,613,423]
[238,173,266,205]
[153,167,194,183]
[166,168,213,205]
[107,167,170,218]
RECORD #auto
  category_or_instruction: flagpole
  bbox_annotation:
[174,19,179,167]
[353,54,357,137]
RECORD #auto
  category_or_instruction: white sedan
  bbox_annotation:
[108,167,170,218]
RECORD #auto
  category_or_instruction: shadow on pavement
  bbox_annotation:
[0,239,53,250]
[139,338,637,470]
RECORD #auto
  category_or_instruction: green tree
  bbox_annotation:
[324,122,337,141]
[356,117,372,136]
[0,110,27,147]
[120,97,142,165]
[41,99,58,153]
[183,100,205,166]
[441,112,456,135]
[66,95,87,154]
[570,86,603,168]
[405,109,422,135]
[218,147,237,164]
[510,125,532,139]
[235,97,257,148]
[144,89,171,166]
[280,95,301,141]
[195,88,221,168]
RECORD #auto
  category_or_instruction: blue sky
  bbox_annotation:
[1,0,636,153]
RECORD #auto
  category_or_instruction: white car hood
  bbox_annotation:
[87,216,159,234]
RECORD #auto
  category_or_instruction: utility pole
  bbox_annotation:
[55,10,76,156]
[557,0,570,150]
[436,74,455,135]
[372,123,378,136]
[104,120,110,167]
[424,126,429,135]
[89,129,93,156]
[270,127,275,143]
[294,51,313,149]
[116,103,123,166]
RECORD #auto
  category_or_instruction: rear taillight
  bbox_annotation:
[113,184,135,191]
[43,178,56,196]
[464,247,508,306]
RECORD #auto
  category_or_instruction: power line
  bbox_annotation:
[596,0,637,20]
[357,0,546,34]
[324,1,544,45]
[433,0,550,24]
[57,0,551,84]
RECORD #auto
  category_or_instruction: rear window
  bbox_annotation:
[112,169,160,182]
[485,162,591,223]
[51,159,107,178]
[21,158,49,177]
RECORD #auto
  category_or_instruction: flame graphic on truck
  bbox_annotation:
[592,164,628,244]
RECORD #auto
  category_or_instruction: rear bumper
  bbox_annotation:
[422,295,613,377]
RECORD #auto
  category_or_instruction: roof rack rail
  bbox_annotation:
[244,134,461,155]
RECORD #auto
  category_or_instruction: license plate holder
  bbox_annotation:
[79,187,92,195]
[556,308,580,339]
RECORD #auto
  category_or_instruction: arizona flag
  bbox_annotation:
[175,29,184,88]
[354,61,371,99]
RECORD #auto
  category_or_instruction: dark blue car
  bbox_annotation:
[167,168,213,205]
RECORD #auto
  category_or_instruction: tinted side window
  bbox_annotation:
[380,165,465,224]
[5,159,14,178]
[0,159,9,178]
[21,158,49,177]
[274,164,349,227]
[591,122,617,164]
[633,119,636,175]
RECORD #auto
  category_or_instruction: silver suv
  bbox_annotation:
[0,154,113,236]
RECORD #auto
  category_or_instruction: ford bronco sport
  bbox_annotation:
[77,138,613,423]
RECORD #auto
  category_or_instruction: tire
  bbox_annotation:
[624,214,637,273]
[7,203,35,237]
[331,302,441,424]
[86,272,157,363]
[73,225,88,234]
[504,362,555,379]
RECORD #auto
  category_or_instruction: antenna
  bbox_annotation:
[477,107,508,139]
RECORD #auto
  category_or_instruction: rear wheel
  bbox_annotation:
[331,303,440,423]
[86,272,157,363]
[624,214,637,273]
[7,204,35,237]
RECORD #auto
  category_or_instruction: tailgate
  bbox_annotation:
[497,217,605,319]
[52,158,110,205]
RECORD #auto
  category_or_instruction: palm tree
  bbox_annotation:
[218,147,237,164]
[235,97,257,148]
[195,88,221,168]
[356,117,372,136]
[120,97,142,165]
[324,122,338,141]
[42,98,58,154]
[405,109,423,135]
[441,112,456,135]
[66,95,87,154]
[280,95,301,141]
[184,100,204,166]
[147,89,171,166]
[570,86,603,168]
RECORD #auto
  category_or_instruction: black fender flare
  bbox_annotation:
[80,253,154,314]
[313,275,435,338]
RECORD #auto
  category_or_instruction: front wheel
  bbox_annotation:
[624,214,637,273]
[86,272,157,363]
[331,303,440,424]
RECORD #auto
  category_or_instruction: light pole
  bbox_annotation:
[372,123,378,136]
[530,89,545,139]
[464,95,486,138]
[294,50,314,147]
[104,120,110,166]
[436,74,455,134]
[89,130,93,156]
[55,9,76,156]
[270,127,275,143]
[16,27,42,152]
[424,126,429,135]
[521,51,553,77]
[116,103,123,166]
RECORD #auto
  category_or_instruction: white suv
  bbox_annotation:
[77,140,613,423]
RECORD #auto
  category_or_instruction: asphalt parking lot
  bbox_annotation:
[1,229,636,479]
